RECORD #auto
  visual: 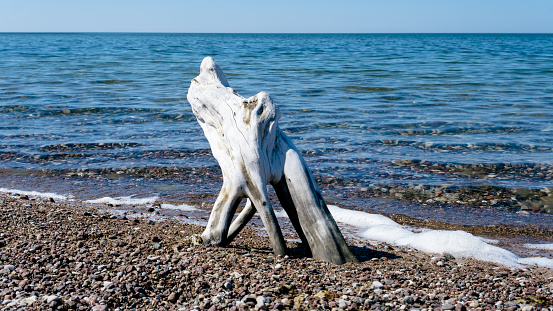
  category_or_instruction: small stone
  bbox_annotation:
[315,290,332,299]
[442,303,455,310]
[224,282,233,290]
[242,295,256,304]
[92,305,108,311]
[103,281,114,290]
[167,292,178,303]
[274,263,282,271]
[256,295,267,309]
[455,303,467,311]
[19,295,37,305]
[45,295,60,304]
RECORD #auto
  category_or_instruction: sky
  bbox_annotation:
[1,0,553,33]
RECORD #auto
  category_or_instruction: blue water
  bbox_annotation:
[1,33,553,196]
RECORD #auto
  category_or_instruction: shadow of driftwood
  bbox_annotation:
[348,245,400,262]
[223,234,399,263]
[286,244,399,263]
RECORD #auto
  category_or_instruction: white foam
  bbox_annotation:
[85,196,158,205]
[0,188,69,201]
[145,213,208,226]
[518,256,553,268]
[328,205,399,228]
[327,204,553,269]
[160,203,198,211]
[524,243,553,250]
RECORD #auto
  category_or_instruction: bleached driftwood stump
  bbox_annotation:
[187,57,357,265]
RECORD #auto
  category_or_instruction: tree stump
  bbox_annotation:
[187,57,357,265]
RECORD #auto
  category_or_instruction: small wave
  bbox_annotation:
[39,142,143,152]
[343,85,396,93]
[155,113,196,121]
[4,106,165,118]
[523,243,553,250]
[160,203,198,211]
[0,148,215,166]
[0,105,31,113]
[85,196,158,205]
[390,126,531,136]
[152,97,187,102]
[91,80,133,84]
[379,96,404,101]
[299,89,327,96]
[376,140,551,153]
[0,188,69,201]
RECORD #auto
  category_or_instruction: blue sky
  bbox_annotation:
[1,0,552,33]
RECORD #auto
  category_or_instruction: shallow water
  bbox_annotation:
[1,33,553,222]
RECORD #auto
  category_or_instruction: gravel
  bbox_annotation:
[0,194,552,310]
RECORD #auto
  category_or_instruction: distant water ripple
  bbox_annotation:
[1,33,552,215]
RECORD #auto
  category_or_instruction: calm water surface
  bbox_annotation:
[1,33,552,221]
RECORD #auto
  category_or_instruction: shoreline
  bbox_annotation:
[1,166,552,223]
[1,194,553,310]
[1,167,553,263]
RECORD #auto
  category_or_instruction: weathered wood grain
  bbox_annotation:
[187,57,357,264]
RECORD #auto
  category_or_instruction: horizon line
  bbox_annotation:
[1,31,552,35]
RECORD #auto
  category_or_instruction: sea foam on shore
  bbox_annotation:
[1,187,552,269]
[328,205,553,269]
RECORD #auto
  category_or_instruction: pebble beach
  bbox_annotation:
[1,193,552,311]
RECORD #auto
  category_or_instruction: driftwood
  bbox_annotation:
[187,57,357,265]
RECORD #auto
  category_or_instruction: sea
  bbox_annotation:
[1,33,553,235]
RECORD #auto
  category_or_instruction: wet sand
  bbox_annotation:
[1,194,553,310]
